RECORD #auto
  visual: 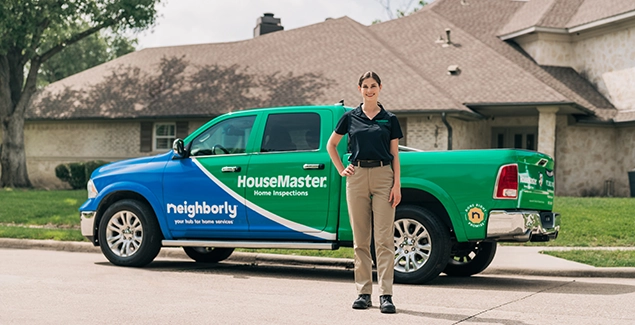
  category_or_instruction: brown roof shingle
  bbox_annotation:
[32,16,466,119]
[33,0,625,122]
[499,0,635,36]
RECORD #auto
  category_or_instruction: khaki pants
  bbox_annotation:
[346,164,395,296]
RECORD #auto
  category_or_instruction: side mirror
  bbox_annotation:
[172,139,186,158]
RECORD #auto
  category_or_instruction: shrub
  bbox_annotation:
[55,161,109,189]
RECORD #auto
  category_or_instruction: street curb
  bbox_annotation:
[0,238,354,269]
[2,238,635,278]
[482,268,635,278]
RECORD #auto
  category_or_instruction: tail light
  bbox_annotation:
[494,164,518,199]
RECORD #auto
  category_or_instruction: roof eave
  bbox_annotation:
[465,101,596,116]
[500,10,635,40]
[499,26,568,41]
[569,10,635,33]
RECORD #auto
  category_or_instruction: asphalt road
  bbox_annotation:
[1,248,635,324]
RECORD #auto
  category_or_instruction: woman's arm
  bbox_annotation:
[327,132,354,177]
[389,138,401,208]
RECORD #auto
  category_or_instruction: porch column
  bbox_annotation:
[537,106,559,159]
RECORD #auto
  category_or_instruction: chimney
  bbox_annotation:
[254,13,283,38]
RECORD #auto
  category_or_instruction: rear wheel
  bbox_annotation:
[393,205,451,284]
[98,199,162,267]
[183,247,234,263]
[443,241,497,277]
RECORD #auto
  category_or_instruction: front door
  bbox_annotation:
[244,111,336,241]
[163,115,257,239]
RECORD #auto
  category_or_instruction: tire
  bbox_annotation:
[393,205,451,284]
[443,241,497,277]
[98,199,162,267]
[183,247,234,263]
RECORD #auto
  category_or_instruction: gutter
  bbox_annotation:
[441,112,453,150]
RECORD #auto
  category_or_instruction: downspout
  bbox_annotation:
[441,112,453,150]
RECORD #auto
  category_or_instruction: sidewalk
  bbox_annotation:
[1,238,635,278]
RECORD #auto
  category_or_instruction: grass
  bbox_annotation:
[0,188,87,241]
[513,196,635,247]
[1,189,634,266]
[0,225,85,241]
[0,188,86,226]
[543,250,635,267]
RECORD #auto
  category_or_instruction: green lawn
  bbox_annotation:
[536,196,635,247]
[0,188,86,226]
[0,188,87,241]
[0,189,634,266]
[543,250,635,267]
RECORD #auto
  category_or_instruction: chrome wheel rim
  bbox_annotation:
[106,210,143,257]
[394,218,431,273]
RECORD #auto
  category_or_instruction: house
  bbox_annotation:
[20,0,635,197]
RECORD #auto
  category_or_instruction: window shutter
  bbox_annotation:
[140,122,153,152]
[176,121,189,139]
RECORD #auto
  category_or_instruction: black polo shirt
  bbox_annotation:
[334,103,403,163]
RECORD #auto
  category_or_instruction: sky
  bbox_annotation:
[134,0,426,49]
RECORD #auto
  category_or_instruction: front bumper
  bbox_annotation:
[487,210,560,242]
[80,211,97,244]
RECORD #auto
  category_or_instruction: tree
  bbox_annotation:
[373,0,428,23]
[39,30,137,85]
[0,0,161,188]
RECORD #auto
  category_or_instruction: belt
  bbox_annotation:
[353,160,391,168]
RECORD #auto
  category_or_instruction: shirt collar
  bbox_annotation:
[354,103,388,120]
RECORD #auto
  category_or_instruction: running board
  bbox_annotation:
[162,240,337,250]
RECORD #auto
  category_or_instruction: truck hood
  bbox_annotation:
[91,151,173,179]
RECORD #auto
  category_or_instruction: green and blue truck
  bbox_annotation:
[80,103,560,283]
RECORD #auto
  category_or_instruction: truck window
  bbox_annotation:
[261,113,321,152]
[190,116,256,156]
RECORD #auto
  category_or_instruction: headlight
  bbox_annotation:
[87,179,98,199]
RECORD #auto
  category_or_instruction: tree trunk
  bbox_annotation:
[0,112,31,187]
[0,53,35,188]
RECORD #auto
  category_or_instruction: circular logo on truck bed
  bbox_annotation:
[465,203,486,228]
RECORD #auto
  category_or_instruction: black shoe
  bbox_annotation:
[352,294,372,309]
[380,295,396,314]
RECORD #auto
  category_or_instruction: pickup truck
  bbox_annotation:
[80,103,560,284]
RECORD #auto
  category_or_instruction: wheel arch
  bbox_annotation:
[92,182,170,245]
[401,178,468,242]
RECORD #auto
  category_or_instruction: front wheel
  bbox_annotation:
[98,199,162,267]
[393,205,451,284]
[183,247,234,263]
[443,241,497,277]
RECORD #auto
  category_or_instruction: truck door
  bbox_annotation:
[163,115,256,239]
[245,111,337,241]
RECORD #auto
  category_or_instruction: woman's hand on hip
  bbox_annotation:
[389,186,401,208]
[340,164,355,177]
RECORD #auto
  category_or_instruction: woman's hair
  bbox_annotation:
[358,71,381,87]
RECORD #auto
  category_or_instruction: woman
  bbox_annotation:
[326,71,402,314]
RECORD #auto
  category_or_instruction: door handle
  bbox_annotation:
[303,164,324,170]
[221,166,241,173]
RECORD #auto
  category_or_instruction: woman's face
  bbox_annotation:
[358,77,381,102]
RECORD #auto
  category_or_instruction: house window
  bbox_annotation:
[154,123,176,150]
[491,127,537,151]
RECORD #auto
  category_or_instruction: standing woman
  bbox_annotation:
[327,71,402,314]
